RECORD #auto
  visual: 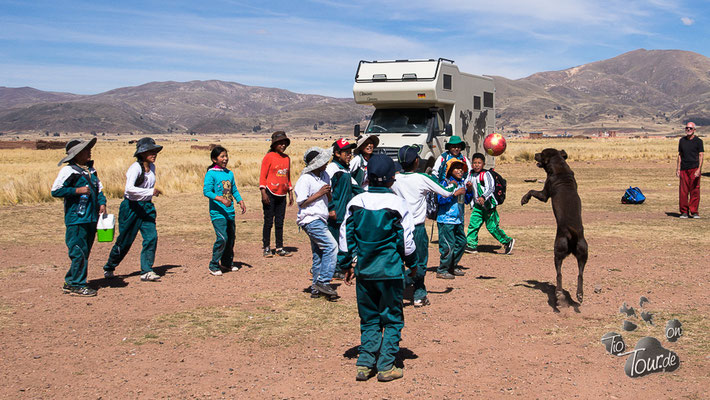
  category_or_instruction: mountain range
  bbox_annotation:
[1,49,708,135]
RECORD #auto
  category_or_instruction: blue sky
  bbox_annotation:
[1,0,708,98]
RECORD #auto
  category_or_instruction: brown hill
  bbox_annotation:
[493,49,710,132]
[1,49,708,135]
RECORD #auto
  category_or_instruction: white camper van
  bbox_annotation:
[353,58,495,170]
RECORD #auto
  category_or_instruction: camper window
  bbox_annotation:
[366,108,430,134]
[443,74,452,90]
[474,95,481,110]
[484,91,494,108]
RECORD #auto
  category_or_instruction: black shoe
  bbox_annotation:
[413,297,431,307]
[451,268,465,276]
[70,286,97,297]
[436,272,455,280]
[332,271,345,280]
[464,246,478,254]
[62,283,74,293]
[314,282,337,296]
[679,213,689,219]
[504,238,515,255]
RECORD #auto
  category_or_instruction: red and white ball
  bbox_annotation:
[483,133,507,156]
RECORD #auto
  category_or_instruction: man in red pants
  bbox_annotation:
[676,122,704,218]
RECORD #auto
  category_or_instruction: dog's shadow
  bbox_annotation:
[514,280,580,313]
[343,345,418,368]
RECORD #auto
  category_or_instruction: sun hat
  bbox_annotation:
[301,147,331,175]
[397,145,421,169]
[356,134,379,151]
[133,137,163,157]
[445,136,466,150]
[57,138,97,166]
[270,131,291,149]
[367,154,396,184]
[445,158,468,177]
[333,138,356,153]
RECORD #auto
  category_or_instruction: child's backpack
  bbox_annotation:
[621,187,645,204]
[478,169,507,205]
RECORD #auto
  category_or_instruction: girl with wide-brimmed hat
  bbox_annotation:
[349,134,379,190]
[51,138,108,296]
[259,131,294,258]
[102,137,163,282]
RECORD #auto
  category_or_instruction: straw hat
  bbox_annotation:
[57,138,97,166]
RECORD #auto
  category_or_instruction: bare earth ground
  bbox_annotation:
[0,160,708,399]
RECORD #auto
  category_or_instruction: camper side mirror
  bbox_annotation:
[445,124,453,136]
[354,124,361,138]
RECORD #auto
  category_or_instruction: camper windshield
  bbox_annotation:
[366,109,430,134]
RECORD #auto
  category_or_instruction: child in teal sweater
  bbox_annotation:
[203,146,247,276]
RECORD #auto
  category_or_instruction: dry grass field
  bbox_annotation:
[0,136,708,398]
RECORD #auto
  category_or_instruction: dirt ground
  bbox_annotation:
[0,160,708,399]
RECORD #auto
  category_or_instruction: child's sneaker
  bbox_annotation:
[70,286,97,297]
[679,213,689,219]
[452,268,465,276]
[504,238,515,255]
[332,271,345,280]
[275,248,292,257]
[209,269,223,276]
[263,247,273,258]
[314,282,337,296]
[230,264,240,271]
[104,270,115,279]
[413,297,430,307]
[356,366,376,381]
[140,271,161,281]
[377,366,403,382]
[690,213,700,219]
[436,272,455,280]
[62,282,74,293]
[464,246,478,254]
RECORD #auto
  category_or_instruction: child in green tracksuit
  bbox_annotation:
[203,146,247,276]
[466,153,515,254]
[436,159,474,279]
[326,138,363,279]
[340,154,416,382]
[51,138,107,297]
[103,138,163,282]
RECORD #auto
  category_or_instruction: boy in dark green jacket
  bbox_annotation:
[51,138,107,297]
[326,138,364,279]
[340,154,416,382]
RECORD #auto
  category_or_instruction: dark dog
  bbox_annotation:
[521,149,588,305]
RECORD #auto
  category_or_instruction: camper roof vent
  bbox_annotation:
[402,73,417,80]
[372,74,387,81]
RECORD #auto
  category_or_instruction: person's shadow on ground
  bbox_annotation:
[514,279,580,313]
[343,345,418,368]
[88,264,183,289]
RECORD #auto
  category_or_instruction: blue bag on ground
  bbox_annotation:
[621,187,645,204]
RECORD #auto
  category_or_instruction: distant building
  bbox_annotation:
[598,130,617,138]
[529,131,543,139]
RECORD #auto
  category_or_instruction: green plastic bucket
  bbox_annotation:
[97,214,115,242]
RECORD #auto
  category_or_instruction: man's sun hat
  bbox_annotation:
[356,134,379,151]
[301,147,331,175]
[270,131,291,149]
[133,137,163,157]
[445,136,466,150]
[367,154,396,184]
[57,138,97,166]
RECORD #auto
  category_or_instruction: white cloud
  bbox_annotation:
[681,17,694,26]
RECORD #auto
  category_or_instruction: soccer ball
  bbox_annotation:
[483,133,507,156]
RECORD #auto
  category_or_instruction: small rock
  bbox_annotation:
[594,285,602,294]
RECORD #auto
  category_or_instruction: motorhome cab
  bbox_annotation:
[353,58,496,170]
